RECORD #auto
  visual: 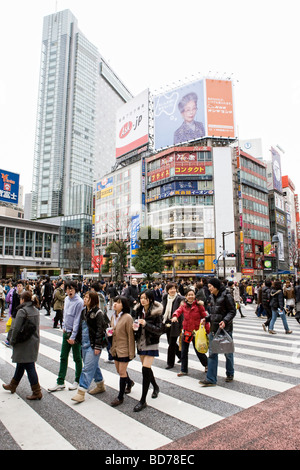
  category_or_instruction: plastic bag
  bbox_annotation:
[5,316,12,333]
[211,327,234,354]
[195,325,209,354]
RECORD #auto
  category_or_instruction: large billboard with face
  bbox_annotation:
[115,89,149,159]
[0,169,19,205]
[154,78,235,150]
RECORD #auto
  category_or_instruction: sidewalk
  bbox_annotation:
[159,384,300,450]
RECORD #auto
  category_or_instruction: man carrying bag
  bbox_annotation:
[199,278,236,387]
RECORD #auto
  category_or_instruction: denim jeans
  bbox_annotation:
[57,332,82,385]
[180,337,208,373]
[206,331,234,384]
[269,308,290,332]
[79,346,103,390]
[14,362,39,386]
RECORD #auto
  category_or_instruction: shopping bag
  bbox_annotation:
[5,316,12,333]
[195,325,209,354]
[211,327,234,354]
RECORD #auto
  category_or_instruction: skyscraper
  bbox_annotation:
[31,9,132,272]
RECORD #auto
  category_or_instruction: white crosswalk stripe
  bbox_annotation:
[1,309,299,450]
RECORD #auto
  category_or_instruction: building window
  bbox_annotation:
[5,228,14,256]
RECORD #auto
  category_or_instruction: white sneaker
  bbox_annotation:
[48,383,65,392]
[104,359,114,364]
[68,381,79,390]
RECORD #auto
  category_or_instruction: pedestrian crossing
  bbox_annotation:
[1,305,300,450]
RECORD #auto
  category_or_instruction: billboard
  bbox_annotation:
[115,89,149,159]
[271,147,282,193]
[154,78,235,150]
[96,177,113,199]
[0,170,19,205]
[131,214,140,258]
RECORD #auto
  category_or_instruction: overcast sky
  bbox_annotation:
[1,0,299,197]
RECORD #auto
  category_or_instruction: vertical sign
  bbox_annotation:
[131,215,140,258]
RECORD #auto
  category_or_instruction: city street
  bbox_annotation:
[1,302,300,451]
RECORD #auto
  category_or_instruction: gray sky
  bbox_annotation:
[1,0,299,196]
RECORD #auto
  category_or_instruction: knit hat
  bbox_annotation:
[208,278,221,290]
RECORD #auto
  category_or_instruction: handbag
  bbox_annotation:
[194,325,208,354]
[182,330,194,343]
[15,314,36,343]
[211,327,234,354]
[5,316,12,333]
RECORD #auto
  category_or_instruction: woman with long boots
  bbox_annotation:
[3,291,42,400]
[109,296,135,407]
[133,290,163,412]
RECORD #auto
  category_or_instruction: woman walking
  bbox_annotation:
[53,280,65,329]
[269,280,292,334]
[3,291,42,400]
[133,289,163,412]
[109,296,135,407]
[161,282,185,369]
[172,288,209,376]
[71,291,109,403]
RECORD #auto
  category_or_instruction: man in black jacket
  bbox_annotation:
[200,277,236,386]
[125,278,139,315]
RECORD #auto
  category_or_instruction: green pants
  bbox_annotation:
[57,332,82,385]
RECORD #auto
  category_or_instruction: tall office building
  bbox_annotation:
[31,9,132,272]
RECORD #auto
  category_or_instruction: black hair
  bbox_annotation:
[113,295,130,313]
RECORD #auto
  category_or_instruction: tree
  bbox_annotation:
[102,240,128,282]
[132,226,166,280]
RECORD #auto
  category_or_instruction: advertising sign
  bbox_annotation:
[116,89,149,158]
[96,177,113,199]
[271,147,282,193]
[154,78,235,150]
[131,215,140,258]
[0,169,19,205]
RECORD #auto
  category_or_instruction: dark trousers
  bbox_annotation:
[181,337,207,373]
[53,309,63,328]
[14,362,39,386]
[165,327,181,367]
[263,306,272,327]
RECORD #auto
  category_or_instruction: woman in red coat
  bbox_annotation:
[172,288,209,376]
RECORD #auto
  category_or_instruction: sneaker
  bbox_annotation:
[2,340,11,348]
[48,383,65,392]
[285,330,293,334]
[177,372,187,377]
[269,330,277,334]
[199,379,216,387]
[68,381,79,390]
[104,359,114,364]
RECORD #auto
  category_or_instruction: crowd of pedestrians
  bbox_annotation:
[1,275,298,409]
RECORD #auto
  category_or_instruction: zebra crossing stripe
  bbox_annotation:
[0,344,171,450]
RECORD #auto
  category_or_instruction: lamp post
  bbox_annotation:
[271,234,280,279]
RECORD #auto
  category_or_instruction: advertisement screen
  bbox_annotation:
[0,169,19,205]
[115,89,149,158]
[154,78,235,150]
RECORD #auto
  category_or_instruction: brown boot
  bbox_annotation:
[26,383,42,400]
[2,378,19,393]
[88,380,105,395]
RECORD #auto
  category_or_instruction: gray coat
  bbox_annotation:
[10,301,40,363]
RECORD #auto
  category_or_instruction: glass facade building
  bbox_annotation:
[31,9,132,273]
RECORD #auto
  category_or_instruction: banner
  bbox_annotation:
[0,169,19,205]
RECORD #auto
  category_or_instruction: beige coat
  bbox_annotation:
[110,313,135,360]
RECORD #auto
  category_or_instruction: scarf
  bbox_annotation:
[163,293,177,323]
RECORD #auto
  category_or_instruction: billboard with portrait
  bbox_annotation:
[115,89,149,159]
[0,169,19,205]
[271,147,282,193]
[153,78,235,150]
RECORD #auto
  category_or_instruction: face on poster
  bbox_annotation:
[154,80,205,150]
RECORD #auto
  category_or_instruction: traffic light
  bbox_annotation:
[227,253,236,257]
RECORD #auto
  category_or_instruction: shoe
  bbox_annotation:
[68,381,79,390]
[177,359,181,363]
[268,330,277,334]
[262,324,267,332]
[88,380,106,395]
[225,376,234,382]
[124,380,134,394]
[165,365,173,370]
[104,359,114,364]
[240,315,246,318]
[285,330,293,334]
[2,378,19,393]
[152,386,159,399]
[199,379,216,387]
[133,401,147,412]
[2,340,11,348]
[71,389,85,403]
[27,383,43,400]
[205,366,208,372]
[111,397,124,407]
[177,372,187,377]
[48,383,65,392]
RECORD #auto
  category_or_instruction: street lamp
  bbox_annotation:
[271,234,280,278]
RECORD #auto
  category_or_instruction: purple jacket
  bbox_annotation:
[6,288,15,317]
